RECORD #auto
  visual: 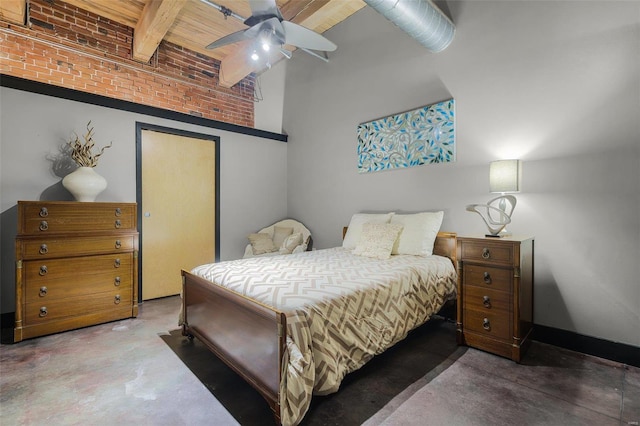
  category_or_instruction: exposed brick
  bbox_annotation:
[1,0,254,128]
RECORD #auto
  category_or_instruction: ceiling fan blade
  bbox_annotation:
[281,21,337,52]
[245,0,283,27]
[206,29,252,50]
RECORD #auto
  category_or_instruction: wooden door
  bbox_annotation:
[138,125,219,300]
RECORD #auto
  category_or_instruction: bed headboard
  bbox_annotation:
[341,227,457,265]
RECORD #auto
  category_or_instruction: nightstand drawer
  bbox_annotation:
[463,309,511,340]
[460,240,514,265]
[463,285,511,313]
[463,264,512,292]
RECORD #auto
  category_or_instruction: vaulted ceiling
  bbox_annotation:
[0,0,366,87]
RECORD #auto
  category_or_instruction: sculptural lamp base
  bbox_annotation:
[486,229,512,238]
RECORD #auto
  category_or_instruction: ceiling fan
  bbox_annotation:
[205,0,337,62]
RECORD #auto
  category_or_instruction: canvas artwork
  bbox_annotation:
[357,99,455,173]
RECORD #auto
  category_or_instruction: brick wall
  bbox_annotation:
[0,0,255,127]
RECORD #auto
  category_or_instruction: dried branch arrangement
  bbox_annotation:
[68,121,112,167]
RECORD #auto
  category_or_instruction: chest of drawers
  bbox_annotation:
[456,236,534,362]
[14,201,139,342]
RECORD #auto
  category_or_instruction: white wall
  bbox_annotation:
[254,60,287,134]
[282,1,640,346]
[0,87,288,313]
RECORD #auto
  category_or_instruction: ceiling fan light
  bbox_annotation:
[262,41,270,52]
[251,50,259,61]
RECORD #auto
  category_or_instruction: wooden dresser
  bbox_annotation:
[14,201,139,342]
[456,236,534,362]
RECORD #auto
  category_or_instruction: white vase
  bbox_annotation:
[62,167,107,202]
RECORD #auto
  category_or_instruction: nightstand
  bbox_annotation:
[456,236,534,362]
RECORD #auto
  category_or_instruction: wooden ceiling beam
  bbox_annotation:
[0,0,27,25]
[133,0,187,63]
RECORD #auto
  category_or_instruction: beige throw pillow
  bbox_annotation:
[248,233,278,255]
[343,212,394,249]
[279,232,303,254]
[272,226,293,248]
[353,222,403,260]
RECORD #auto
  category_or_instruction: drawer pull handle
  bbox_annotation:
[115,208,122,217]
[39,207,49,217]
[115,220,121,229]
[114,277,121,286]
[39,244,49,255]
[39,221,49,231]
[115,240,121,249]
[39,265,48,276]
[114,259,121,268]
[39,286,48,297]
[482,248,490,259]
[482,295,491,308]
[114,294,121,305]
[39,307,48,317]
[483,272,492,284]
[483,318,491,331]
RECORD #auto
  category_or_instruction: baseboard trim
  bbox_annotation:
[533,324,640,368]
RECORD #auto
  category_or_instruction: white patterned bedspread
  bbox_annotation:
[190,247,457,426]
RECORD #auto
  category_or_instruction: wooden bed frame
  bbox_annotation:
[181,231,458,424]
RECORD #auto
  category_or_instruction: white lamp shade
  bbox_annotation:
[490,160,522,193]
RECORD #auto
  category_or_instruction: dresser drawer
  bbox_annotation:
[463,264,512,292]
[24,270,131,304]
[24,289,132,324]
[19,235,135,260]
[463,309,511,341]
[460,240,515,265]
[19,202,136,234]
[23,254,132,294]
[463,285,511,313]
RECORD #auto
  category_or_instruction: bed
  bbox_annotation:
[180,215,458,426]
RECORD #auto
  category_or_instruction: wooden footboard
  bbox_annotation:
[181,270,286,424]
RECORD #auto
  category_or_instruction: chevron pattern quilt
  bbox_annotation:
[191,247,457,426]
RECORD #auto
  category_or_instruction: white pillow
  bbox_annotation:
[280,232,303,254]
[390,211,444,256]
[342,212,394,249]
[353,222,404,260]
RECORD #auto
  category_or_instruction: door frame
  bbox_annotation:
[135,122,220,303]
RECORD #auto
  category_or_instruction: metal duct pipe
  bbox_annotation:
[364,0,455,52]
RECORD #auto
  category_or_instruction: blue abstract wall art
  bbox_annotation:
[357,99,455,173]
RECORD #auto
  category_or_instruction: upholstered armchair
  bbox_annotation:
[243,219,313,258]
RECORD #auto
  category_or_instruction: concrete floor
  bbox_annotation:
[1,296,638,426]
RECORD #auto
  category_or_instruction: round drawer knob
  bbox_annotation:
[39,265,48,276]
[39,221,49,231]
[114,220,122,229]
[481,248,490,259]
[39,207,49,217]
[114,259,121,268]
[115,240,121,249]
[483,272,492,284]
[482,295,491,308]
[39,286,48,297]
[114,295,121,305]
[39,307,48,317]
[115,208,122,217]
[482,318,491,331]
[114,276,121,286]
